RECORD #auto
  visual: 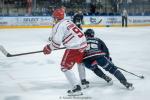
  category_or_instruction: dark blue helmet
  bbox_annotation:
[84,29,95,37]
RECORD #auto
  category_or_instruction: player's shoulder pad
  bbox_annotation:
[94,37,104,42]
[94,37,100,40]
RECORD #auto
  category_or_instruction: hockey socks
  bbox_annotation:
[93,67,112,83]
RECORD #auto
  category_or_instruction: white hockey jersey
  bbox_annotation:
[49,19,87,50]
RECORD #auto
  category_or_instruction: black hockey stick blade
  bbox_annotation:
[0,45,10,57]
[139,75,144,79]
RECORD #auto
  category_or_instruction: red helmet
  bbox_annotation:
[52,8,65,20]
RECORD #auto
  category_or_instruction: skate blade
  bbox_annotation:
[68,91,83,96]
[107,80,113,85]
[127,86,134,90]
[82,84,89,89]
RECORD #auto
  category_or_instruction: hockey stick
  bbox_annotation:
[0,45,66,57]
[117,67,144,79]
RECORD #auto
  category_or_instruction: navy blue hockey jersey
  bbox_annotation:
[84,37,110,60]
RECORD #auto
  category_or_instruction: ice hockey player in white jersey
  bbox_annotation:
[43,8,89,95]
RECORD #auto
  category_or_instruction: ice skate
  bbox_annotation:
[67,85,83,96]
[121,81,134,90]
[81,79,90,89]
[103,75,113,85]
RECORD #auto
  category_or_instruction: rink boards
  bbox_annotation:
[0,16,150,28]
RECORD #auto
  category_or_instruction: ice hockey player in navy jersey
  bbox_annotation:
[83,29,133,89]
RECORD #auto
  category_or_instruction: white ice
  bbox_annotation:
[0,27,150,100]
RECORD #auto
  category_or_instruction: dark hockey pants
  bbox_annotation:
[84,56,127,82]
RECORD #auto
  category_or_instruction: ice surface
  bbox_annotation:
[0,27,150,100]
